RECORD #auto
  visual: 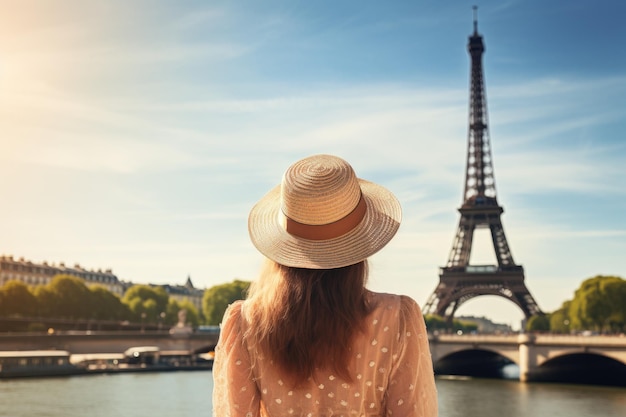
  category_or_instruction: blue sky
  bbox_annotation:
[1,0,624,329]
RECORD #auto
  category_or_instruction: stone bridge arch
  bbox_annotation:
[433,348,519,379]
[531,345,626,367]
[429,334,521,365]
[531,351,626,386]
[430,333,626,386]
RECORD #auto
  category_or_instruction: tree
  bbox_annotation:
[166,299,182,326]
[549,302,571,334]
[568,275,625,333]
[424,314,478,333]
[89,285,130,321]
[122,284,169,323]
[202,280,250,325]
[47,275,92,319]
[602,278,626,333]
[33,285,56,317]
[424,314,447,331]
[526,314,550,332]
[177,300,200,328]
[0,280,37,317]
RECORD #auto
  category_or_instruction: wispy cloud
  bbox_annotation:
[1,0,624,328]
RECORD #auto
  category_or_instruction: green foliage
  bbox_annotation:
[89,285,130,321]
[48,275,92,319]
[455,320,478,333]
[548,302,571,334]
[178,300,200,328]
[3,271,623,335]
[122,284,169,322]
[0,276,207,330]
[162,298,200,329]
[33,285,56,317]
[567,275,625,333]
[424,314,446,331]
[202,280,250,325]
[0,280,37,317]
[143,299,158,321]
[166,299,182,325]
[424,314,478,333]
[602,279,626,333]
[535,275,625,334]
[526,314,550,332]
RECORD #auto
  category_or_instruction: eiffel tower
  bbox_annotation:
[423,8,542,322]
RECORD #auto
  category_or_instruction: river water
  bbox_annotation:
[0,372,624,417]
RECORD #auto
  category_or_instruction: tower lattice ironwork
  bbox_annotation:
[423,9,542,322]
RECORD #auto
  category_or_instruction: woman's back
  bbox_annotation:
[212,155,437,416]
[213,291,437,417]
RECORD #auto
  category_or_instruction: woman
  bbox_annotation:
[213,154,438,417]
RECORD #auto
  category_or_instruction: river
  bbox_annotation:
[0,372,624,417]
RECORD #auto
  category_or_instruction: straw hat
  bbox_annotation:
[248,154,401,269]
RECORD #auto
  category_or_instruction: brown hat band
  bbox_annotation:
[284,195,367,241]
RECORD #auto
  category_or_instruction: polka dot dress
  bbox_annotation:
[213,292,438,417]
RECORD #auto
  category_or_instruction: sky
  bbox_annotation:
[1,0,625,330]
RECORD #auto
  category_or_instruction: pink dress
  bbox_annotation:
[213,291,438,417]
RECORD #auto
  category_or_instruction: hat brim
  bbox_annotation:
[248,179,402,269]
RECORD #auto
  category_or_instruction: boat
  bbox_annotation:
[0,346,212,378]
[72,346,213,374]
[0,350,85,378]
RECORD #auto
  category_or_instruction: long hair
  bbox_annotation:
[243,259,371,385]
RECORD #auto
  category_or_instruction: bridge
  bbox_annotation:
[2,330,625,385]
[429,333,626,385]
[0,331,219,355]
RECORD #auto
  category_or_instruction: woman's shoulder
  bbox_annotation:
[219,300,245,329]
[367,291,423,319]
[367,291,419,308]
[215,301,246,350]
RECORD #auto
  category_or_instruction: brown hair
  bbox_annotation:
[243,259,372,386]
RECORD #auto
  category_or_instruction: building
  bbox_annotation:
[157,276,204,314]
[0,255,124,296]
[1,255,205,315]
